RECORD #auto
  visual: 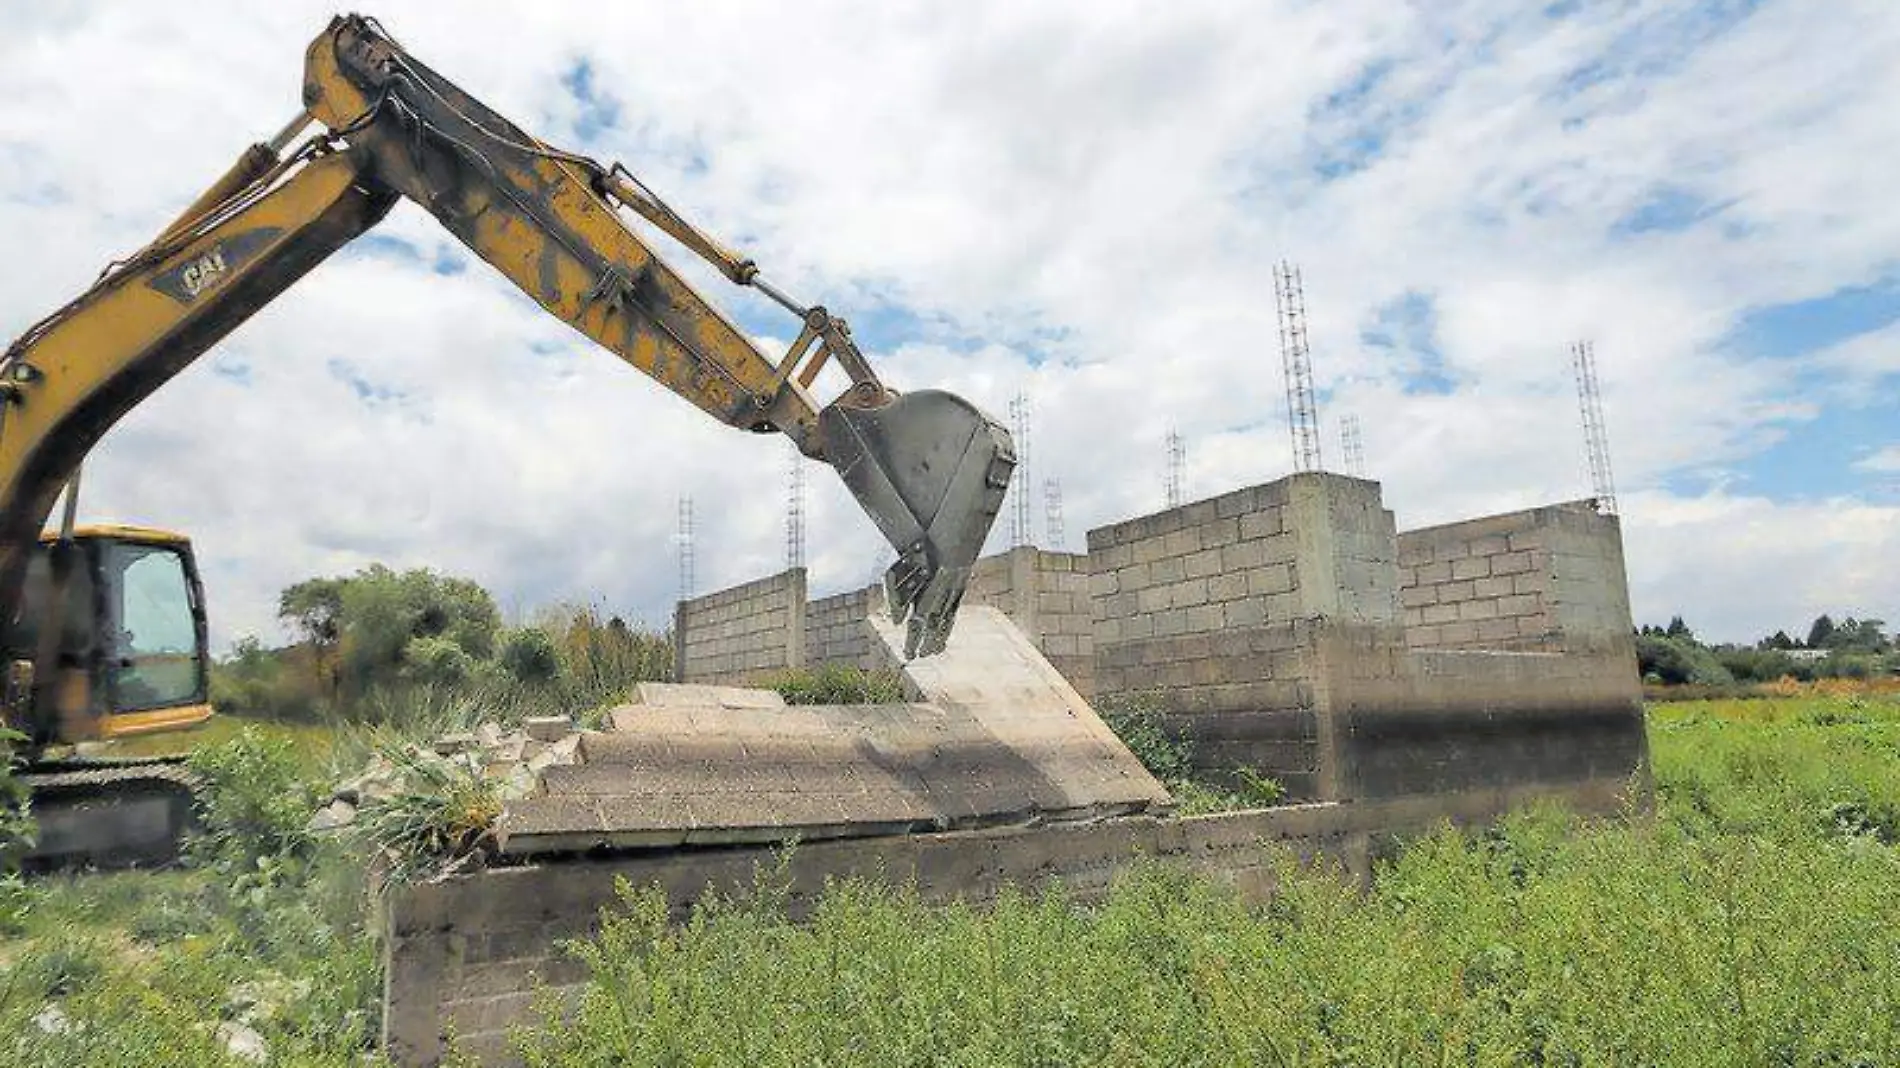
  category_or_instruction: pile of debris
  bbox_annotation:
[309,715,582,834]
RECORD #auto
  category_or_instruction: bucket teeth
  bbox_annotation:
[819,389,1014,659]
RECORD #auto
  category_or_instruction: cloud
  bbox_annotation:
[1854,446,1900,474]
[1,1,1896,649]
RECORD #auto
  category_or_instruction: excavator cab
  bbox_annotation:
[6,525,212,746]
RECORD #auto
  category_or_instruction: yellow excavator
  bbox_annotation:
[1,14,1014,865]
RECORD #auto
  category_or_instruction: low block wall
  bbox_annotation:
[676,549,1097,694]
[1086,474,1644,806]
[804,586,880,672]
[1396,502,1632,654]
[673,569,805,684]
[383,777,1633,1067]
[1086,475,1397,796]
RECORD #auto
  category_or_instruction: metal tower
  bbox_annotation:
[1274,261,1323,473]
[1339,413,1367,478]
[1165,429,1185,509]
[1571,340,1618,514]
[676,495,695,602]
[1008,392,1033,547]
[1043,478,1066,551]
[785,441,806,569]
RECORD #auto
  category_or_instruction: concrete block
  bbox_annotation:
[1090,571,1120,598]
[1422,603,1459,625]
[1151,556,1187,585]
[1173,579,1211,608]
[1440,621,1478,644]
[1208,572,1249,603]
[1450,557,1491,581]
[1185,548,1223,579]
[1221,540,1268,572]
[1223,598,1267,629]
[1185,604,1224,633]
[1133,537,1168,566]
[1457,599,1499,622]
[1415,561,1451,584]
[1247,563,1296,598]
[1476,618,1520,644]
[1473,575,1515,598]
[1238,507,1284,541]
[1469,535,1508,557]
[1492,551,1535,576]
[1400,584,1436,609]
[1164,527,1202,557]
[1437,579,1475,602]
[1201,517,1240,548]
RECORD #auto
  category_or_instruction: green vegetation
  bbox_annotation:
[1,695,1895,1065]
[215,565,673,733]
[769,662,907,706]
[1637,613,1898,690]
[1098,695,1285,813]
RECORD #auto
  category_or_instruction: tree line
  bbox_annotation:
[1635,613,1896,687]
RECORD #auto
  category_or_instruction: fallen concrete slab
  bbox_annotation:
[495,607,1170,855]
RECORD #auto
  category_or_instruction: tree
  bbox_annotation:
[323,565,501,695]
[1807,614,1836,649]
[1665,616,1693,640]
[1760,630,1796,651]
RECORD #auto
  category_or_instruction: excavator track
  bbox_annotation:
[21,757,200,870]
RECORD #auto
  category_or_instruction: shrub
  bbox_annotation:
[1096,694,1193,782]
[185,727,319,884]
[771,663,906,705]
[498,626,562,685]
[1636,634,1733,686]
[353,746,503,884]
[403,634,476,688]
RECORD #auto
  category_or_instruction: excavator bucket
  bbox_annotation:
[818,390,1015,659]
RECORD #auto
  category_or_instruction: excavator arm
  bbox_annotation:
[0,14,1013,686]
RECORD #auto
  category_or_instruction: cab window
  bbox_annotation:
[109,544,203,711]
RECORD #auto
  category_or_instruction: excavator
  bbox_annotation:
[0,14,1014,865]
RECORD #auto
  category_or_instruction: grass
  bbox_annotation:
[2,693,1896,1066]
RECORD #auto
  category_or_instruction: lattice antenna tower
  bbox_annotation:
[1043,478,1067,551]
[1274,261,1323,473]
[1339,412,1367,478]
[1570,340,1618,515]
[1008,392,1033,547]
[676,495,695,602]
[784,441,806,569]
[1165,429,1185,509]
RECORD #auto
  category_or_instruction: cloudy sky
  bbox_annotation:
[2,1,1895,648]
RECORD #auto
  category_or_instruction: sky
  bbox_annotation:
[0,0,1895,649]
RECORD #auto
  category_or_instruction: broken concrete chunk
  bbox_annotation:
[474,722,504,749]
[433,732,476,756]
[524,715,573,742]
[309,798,357,833]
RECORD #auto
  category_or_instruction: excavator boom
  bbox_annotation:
[0,13,1013,700]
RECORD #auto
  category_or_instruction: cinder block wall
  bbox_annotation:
[962,547,1095,695]
[673,569,806,684]
[803,587,881,672]
[1086,474,1393,796]
[1088,472,1643,806]
[1396,501,1632,653]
